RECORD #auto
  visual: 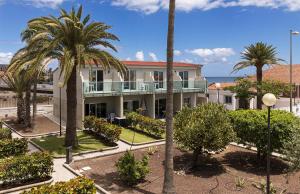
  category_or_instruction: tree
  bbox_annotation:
[8,6,126,147]
[233,42,282,109]
[283,125,300,173]
[163,0,176,193]
[174,103,235,167]
[229,109,299,162]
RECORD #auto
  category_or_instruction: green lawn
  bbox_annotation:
[120,128,162,144]
[31,131,110,157]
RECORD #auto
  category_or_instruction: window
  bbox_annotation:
[123,100,140,112]
[90,70,103,91]
[224,96,232,104]
[154,71,164,89]
[124,70,136,90]
[179,71,189,88]
[183,97,191,107]
[85,103,107,118]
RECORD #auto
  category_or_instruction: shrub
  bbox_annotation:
[126,112,165,138]
[116,151,150,186]
[0,152,53,185]
[0,128,12,140]
[83,116,121,142]
[229,109,299,159]
[174,103,235,167]
[0,138,28,158]
[21,176,96,194]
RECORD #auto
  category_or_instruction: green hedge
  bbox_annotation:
[0,138,28,158]
[21,176,96,194]
[126,112,165,138]
[0,152,53,185]
[0,128,12,140]
[83,116,121,143]
[229,109,299,157]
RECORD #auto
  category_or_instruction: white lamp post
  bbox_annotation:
[215,83,221,104]
[58,82,64,136]
[290,30,299,112]
[262,93,277,194]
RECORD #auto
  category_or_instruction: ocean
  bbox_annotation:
[205,77,242,84]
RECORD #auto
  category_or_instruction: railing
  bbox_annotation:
[83,80,207,95]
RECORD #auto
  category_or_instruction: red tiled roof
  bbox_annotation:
[121,61,201,68]
[208,82,236,90]
[249,64,300,84]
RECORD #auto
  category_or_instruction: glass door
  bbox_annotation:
[155,99,166,118]
[179,71,189,88]
[96,103,107,118]
[90,70,103,92]
[124,70,136,90]
[154,71,164,89]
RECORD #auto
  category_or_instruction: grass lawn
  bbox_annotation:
[31,131,110,157]
[120,128,163,144]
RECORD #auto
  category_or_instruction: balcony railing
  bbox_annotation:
[83,80,207,96]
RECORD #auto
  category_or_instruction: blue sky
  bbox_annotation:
[1,0,300,76]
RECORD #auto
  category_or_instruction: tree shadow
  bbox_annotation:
[222,151,289,176]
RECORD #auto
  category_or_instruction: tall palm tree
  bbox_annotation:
[233,42,282,109]
[163,0,176,193]
[9,6,126,147]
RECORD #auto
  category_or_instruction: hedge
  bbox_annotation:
[21,176,96,194]
[0,128,12,140]
[0,138,28,158]
[83,116,121,143]
[126,112,165,138]
[229,109,299,157]
[0,152,53,185]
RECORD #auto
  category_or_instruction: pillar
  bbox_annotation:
[115,96,124,117]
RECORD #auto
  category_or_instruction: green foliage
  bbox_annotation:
[0,128,12,140]
[259,80,290,97]
[283,123,300,173]
[174,103,235,153]
[252,179,277,194]
[21,176,96,194]
[229,110,299,156]
[126,112,165,138]
[0,138,28,158]
[83,116,121,142]
[0,152,53,185]
[225,78,254,99]
[116,151,150,186]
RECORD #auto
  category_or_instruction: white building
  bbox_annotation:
[53,61,207,128]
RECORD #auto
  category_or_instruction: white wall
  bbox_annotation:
[208,89,238,110]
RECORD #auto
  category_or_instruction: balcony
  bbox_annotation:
[83,80,207,97]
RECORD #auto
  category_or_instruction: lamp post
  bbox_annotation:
[216,83,221,104]
[290,30,299,113]
[262,93,277,194]
[58,82,64,136]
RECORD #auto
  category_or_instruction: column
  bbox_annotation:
[191,93,197,107]
[115,96,124,118]
[174,93,183,112]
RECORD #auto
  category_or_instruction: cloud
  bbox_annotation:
[186,48,235,64]
[111,0,300,14]
[135,51,144,61]
[0,0,65,8]
[149,52,158,61]
[174,50,182,56]
[181,58,194,63]
[0,52,13,64]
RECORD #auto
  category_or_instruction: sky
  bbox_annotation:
[1,0,300,76]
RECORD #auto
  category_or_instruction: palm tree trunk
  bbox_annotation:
[163,0,176,193]
[24,86,31,128]
[256,66,263,109]
[32,77,38,122]
[65,64,78,148]
[17,94,25,124]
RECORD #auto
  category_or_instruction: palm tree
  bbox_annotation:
[233,42,282,109]
[9,6,126,147]
[163,0,176,193]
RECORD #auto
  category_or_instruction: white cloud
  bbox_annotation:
[181,58,194,63]
[149,52,158,61]
[125,57,131,61]
[25,0,65,8]
[135,51,144,61]
[174,50,182,56]
[186,48,235,64]
[111,0,300,14]
[0,52,13,64]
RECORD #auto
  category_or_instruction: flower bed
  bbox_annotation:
[0,152,53,189]
[0,128,12,140]
[0,138,28,158]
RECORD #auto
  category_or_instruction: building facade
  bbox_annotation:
[53,61,207,128]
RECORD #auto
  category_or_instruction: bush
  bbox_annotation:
[0,152,53,185]
[174,103,235,167]
[83,116,121,142]
[21,176,96,194]
[126,112,165,138]
[116,151,150,186]
[0,128,12,140]
[229,109,299,159]
[0,138,28,158]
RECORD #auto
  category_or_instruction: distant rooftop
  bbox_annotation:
[121,61,202,68]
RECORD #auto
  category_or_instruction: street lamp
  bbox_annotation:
[215,83,221,104]
[290,30,299,113]
[262,93,277,194]
[58,82,64,136]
